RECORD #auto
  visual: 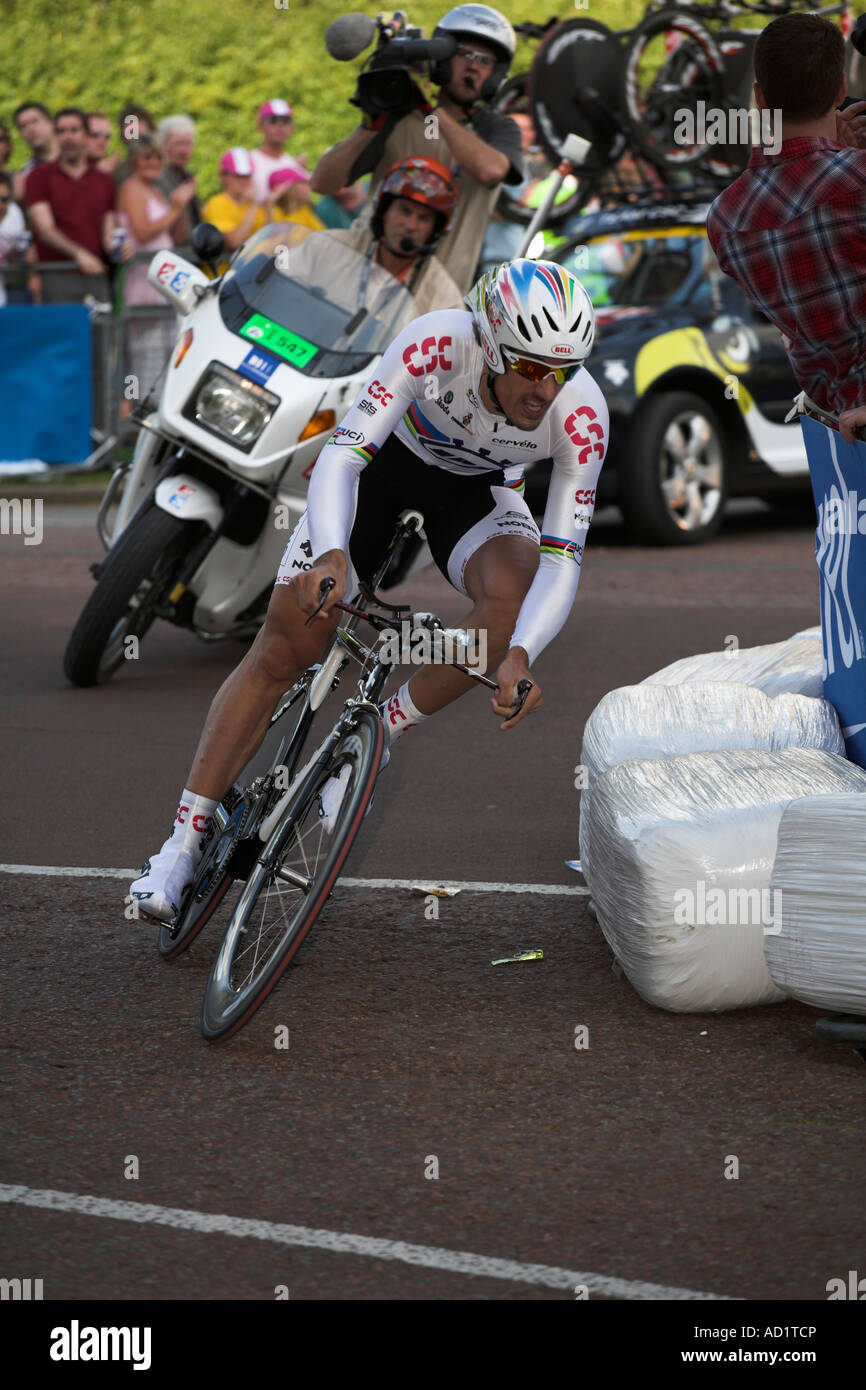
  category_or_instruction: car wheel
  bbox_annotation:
[619,391,727,546]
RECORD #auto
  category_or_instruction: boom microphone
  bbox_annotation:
[325,12,378,60]
[380,35,456,63]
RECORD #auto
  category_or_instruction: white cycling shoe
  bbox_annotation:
[129,844,198,924]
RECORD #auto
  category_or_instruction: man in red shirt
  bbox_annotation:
[25,106,118,302]
[707,15,866,439]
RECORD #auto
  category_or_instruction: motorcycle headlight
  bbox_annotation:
[185,363,279,451]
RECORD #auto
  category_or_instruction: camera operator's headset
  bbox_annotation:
[428,4,516,104]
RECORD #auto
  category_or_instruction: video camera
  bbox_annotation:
[325,10,456,119]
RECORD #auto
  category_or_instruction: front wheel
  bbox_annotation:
[201,709,384,1042]
[63,505,197,686]
[618,392,728,546]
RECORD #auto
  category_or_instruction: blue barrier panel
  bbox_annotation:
[802,414,866,768]
[0,305,92,465]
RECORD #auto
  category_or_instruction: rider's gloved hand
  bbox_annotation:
[290,551,348,620]
[491,646,541,730]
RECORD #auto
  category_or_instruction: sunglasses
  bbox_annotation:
[502,348,580,385]
[265,115,292,124]
[455,44,496,70]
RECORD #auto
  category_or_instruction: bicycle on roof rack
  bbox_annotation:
[495,1,854,227]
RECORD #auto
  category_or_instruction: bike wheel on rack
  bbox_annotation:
[201,708,384,1042]
[624,11,726,171]
[494,73,595,227]
[157,677,315,960]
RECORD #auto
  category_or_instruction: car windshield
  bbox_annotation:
[558,233,698,308]
[218,223,417,377]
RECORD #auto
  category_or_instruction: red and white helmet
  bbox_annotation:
[465,259,595,374]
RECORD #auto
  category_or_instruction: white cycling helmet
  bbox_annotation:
[430,5,516,101]
[465,259,596,375]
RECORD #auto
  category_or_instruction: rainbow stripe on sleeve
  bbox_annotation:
[540,534,579,562]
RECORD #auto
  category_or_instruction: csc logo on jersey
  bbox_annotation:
[574,488,596,506]
[565,406,605,466]
[403,335,453,378]
[367,379,393,406]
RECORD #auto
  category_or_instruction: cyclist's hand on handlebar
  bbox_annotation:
[491,647,541,730]
[290,552,347,620]
[839,405,866,445]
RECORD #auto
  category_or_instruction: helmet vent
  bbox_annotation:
[530,313,542,337]
[516,313,530,340]
[543,307,557,331]
[570,313,582,333]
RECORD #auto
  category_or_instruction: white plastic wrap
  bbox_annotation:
[766,796,866,1013]
[586,748,866,1013]
[578,682,843,879]
[642,629,824,697]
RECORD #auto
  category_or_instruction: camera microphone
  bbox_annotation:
[381,34,456,63]
[325,12,378,61]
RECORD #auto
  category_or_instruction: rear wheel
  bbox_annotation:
[63,505,196,686]
[201,709,384,1041]
[624,13,725,171]
[619,391,727,545]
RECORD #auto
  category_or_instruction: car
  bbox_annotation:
[521,200,811,545]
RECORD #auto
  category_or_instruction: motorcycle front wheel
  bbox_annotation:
[63,505,196,686]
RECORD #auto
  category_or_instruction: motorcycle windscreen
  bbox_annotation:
[217,223,418,377]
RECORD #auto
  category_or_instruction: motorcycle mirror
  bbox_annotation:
[191,222,225,272]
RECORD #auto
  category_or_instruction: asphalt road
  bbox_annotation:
[1,497,864,1311]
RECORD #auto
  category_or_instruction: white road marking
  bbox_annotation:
[0,865,589,895]
[0,1183,731,1299]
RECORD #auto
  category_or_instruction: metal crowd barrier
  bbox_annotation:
[0,249,178,469]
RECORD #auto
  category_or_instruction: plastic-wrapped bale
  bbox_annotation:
[642,629,824,697]
[578,682,843,881]
[587,747,866,1013]
[766,796,866,1013]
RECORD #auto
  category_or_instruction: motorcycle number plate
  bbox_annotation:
[240,314,318,368]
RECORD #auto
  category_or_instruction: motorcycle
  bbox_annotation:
[63,221,425,686]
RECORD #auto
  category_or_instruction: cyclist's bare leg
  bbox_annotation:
[405,535,539,714]
[187,583,339,801]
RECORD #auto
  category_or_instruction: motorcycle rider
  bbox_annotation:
[327,155,463,314]
[129,259,608,924]
[311,4,524,293]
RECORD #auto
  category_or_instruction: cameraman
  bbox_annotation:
[311,4,524,293]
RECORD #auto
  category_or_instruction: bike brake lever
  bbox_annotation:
[512,679,533,716]
[304,576,336,627]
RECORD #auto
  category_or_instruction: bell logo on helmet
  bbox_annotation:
[551,344,572,355]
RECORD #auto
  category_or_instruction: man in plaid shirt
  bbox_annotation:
[707,14,866,442]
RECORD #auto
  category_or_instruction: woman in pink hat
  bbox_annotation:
[266,165,325,231]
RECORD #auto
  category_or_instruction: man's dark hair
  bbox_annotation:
[13,101,51,126]
[754,14,845,122]
[54,107,89,132]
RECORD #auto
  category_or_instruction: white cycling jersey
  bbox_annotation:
[306,308,609,665]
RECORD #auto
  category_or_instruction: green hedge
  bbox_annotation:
[0,0,644,200]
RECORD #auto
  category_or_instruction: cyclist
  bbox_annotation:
[130,259,608,923]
